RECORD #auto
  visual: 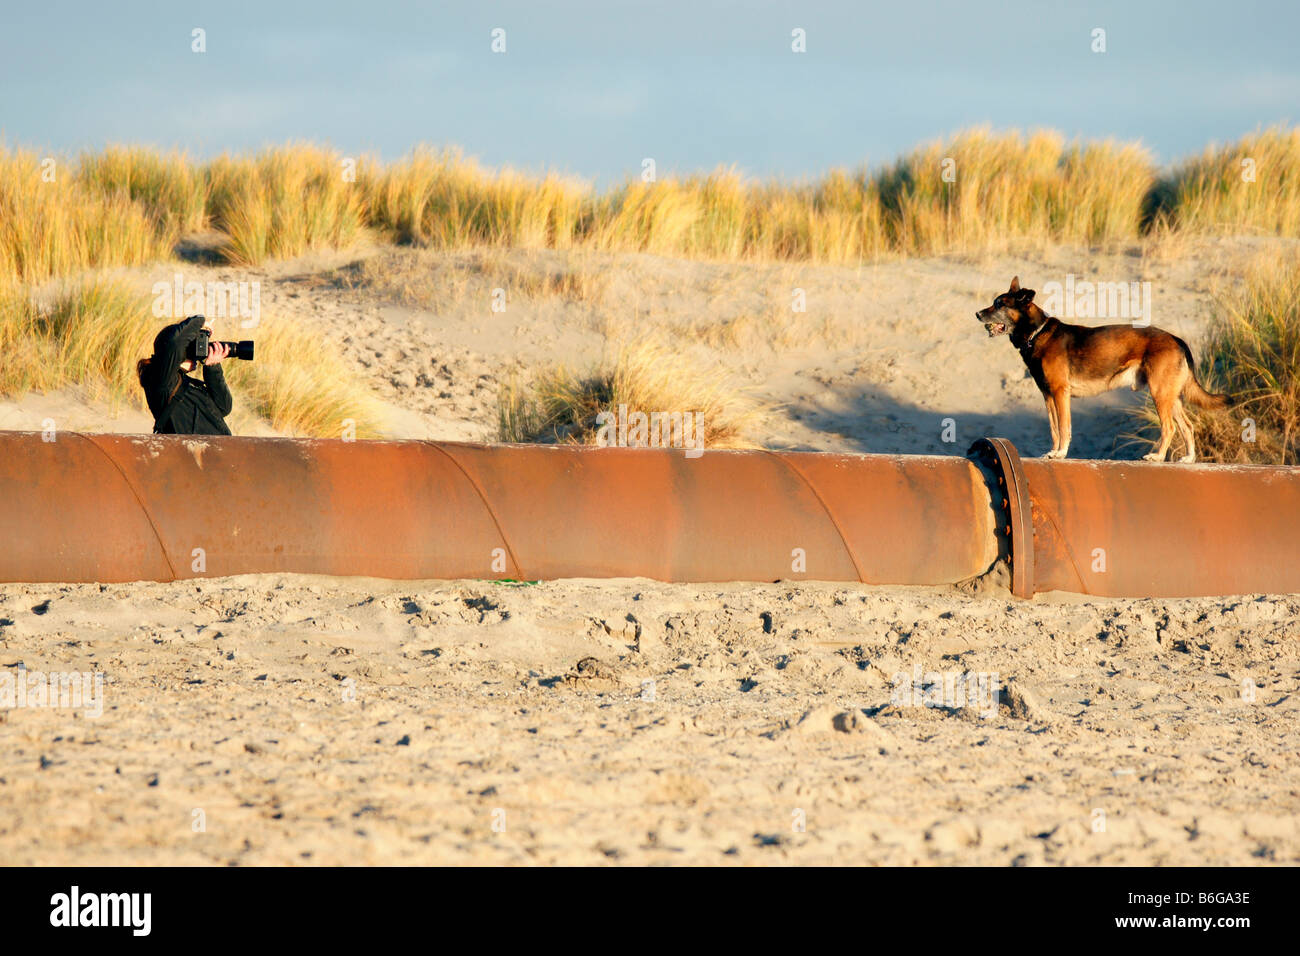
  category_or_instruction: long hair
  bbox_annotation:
[137,354,186,400]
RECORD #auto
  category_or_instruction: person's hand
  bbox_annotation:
[204,341,231,366]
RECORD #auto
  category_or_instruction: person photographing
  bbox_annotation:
[136,315,253,435]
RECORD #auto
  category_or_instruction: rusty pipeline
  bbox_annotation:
[967,437,1300,598]
[1,431,1296,597]
[0,432,996,587]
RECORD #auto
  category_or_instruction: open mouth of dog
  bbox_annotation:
[984,321,1007,336]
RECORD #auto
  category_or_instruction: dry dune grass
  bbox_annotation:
[206,145,366,266]
[361,147,589,250]
[1135,254,1300,464]
[366,134,1154,262]
[445,248,613,307]
[77,145,209,237]
[0,146,168,284]
[221,321,387,438]
[0,279,386,438]
[1147,128,1300,236]
[498,339,761,448]
[4,128,1299,286]
[876,131,1156,255]
[0,280,156,400]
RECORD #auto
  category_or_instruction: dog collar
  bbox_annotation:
[1024,320,1049,347]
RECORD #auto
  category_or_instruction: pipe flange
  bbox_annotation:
[967,437,1035,599]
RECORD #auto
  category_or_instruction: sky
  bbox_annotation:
[1,1,1297,185]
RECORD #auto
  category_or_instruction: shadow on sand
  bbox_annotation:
[773,382,1156,461]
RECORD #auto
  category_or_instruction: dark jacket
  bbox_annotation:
[142,316,234,435]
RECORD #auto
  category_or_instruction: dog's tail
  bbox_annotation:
[1175,336,1231,410]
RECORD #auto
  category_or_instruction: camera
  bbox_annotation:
[186,327,254,363]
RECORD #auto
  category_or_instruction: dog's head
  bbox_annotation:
[976,276,1037,338]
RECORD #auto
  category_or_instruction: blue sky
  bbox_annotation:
[2,1,1296,185]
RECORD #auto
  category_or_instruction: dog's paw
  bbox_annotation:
[1178,453,1196,464]
[1042,449,1066,459]
[1142,452,1165,462]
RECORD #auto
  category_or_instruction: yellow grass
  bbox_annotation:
[875,130,1156,254]
[0,279,386,438]
[206,145,366,265]
[1131,254,1300,464]
[77,145,208,236]
[362,132,1163,262]
[0,146,168,284]
[498,339,761,447]
[1,130,1298,285]
[362,147,589,249]
[0,280,155,400]
[1149,127,1300,236]
[221,320,387,438]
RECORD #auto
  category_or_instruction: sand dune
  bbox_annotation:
[2,236,1296,865]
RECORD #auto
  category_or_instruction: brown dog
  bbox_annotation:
[977,277,1229,462]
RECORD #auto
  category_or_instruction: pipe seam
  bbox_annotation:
[763,450,869,583]
[76,432,179,581]
[423,441,527,580]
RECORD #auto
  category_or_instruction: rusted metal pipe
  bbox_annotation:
[0,432,997,586]
[4,432,1296,597]
[1020,457,1300,598]
[968,437,1300,598]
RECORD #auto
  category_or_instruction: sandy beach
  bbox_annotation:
[2,574,1297,865]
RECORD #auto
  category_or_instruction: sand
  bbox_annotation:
[2,576,1297,865]
[1,236,1297,864]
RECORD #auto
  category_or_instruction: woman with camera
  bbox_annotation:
[136,315,234,435]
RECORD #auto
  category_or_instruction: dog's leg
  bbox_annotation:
[1045,390,1070,458]
[1173,400,1196,463]
[1042,394,1060,457]
[1144,385,1177,462]
[1056,390,1073,458]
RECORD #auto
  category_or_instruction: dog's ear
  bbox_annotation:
[1009,276,1020,292]
[1016,286,1036,303]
